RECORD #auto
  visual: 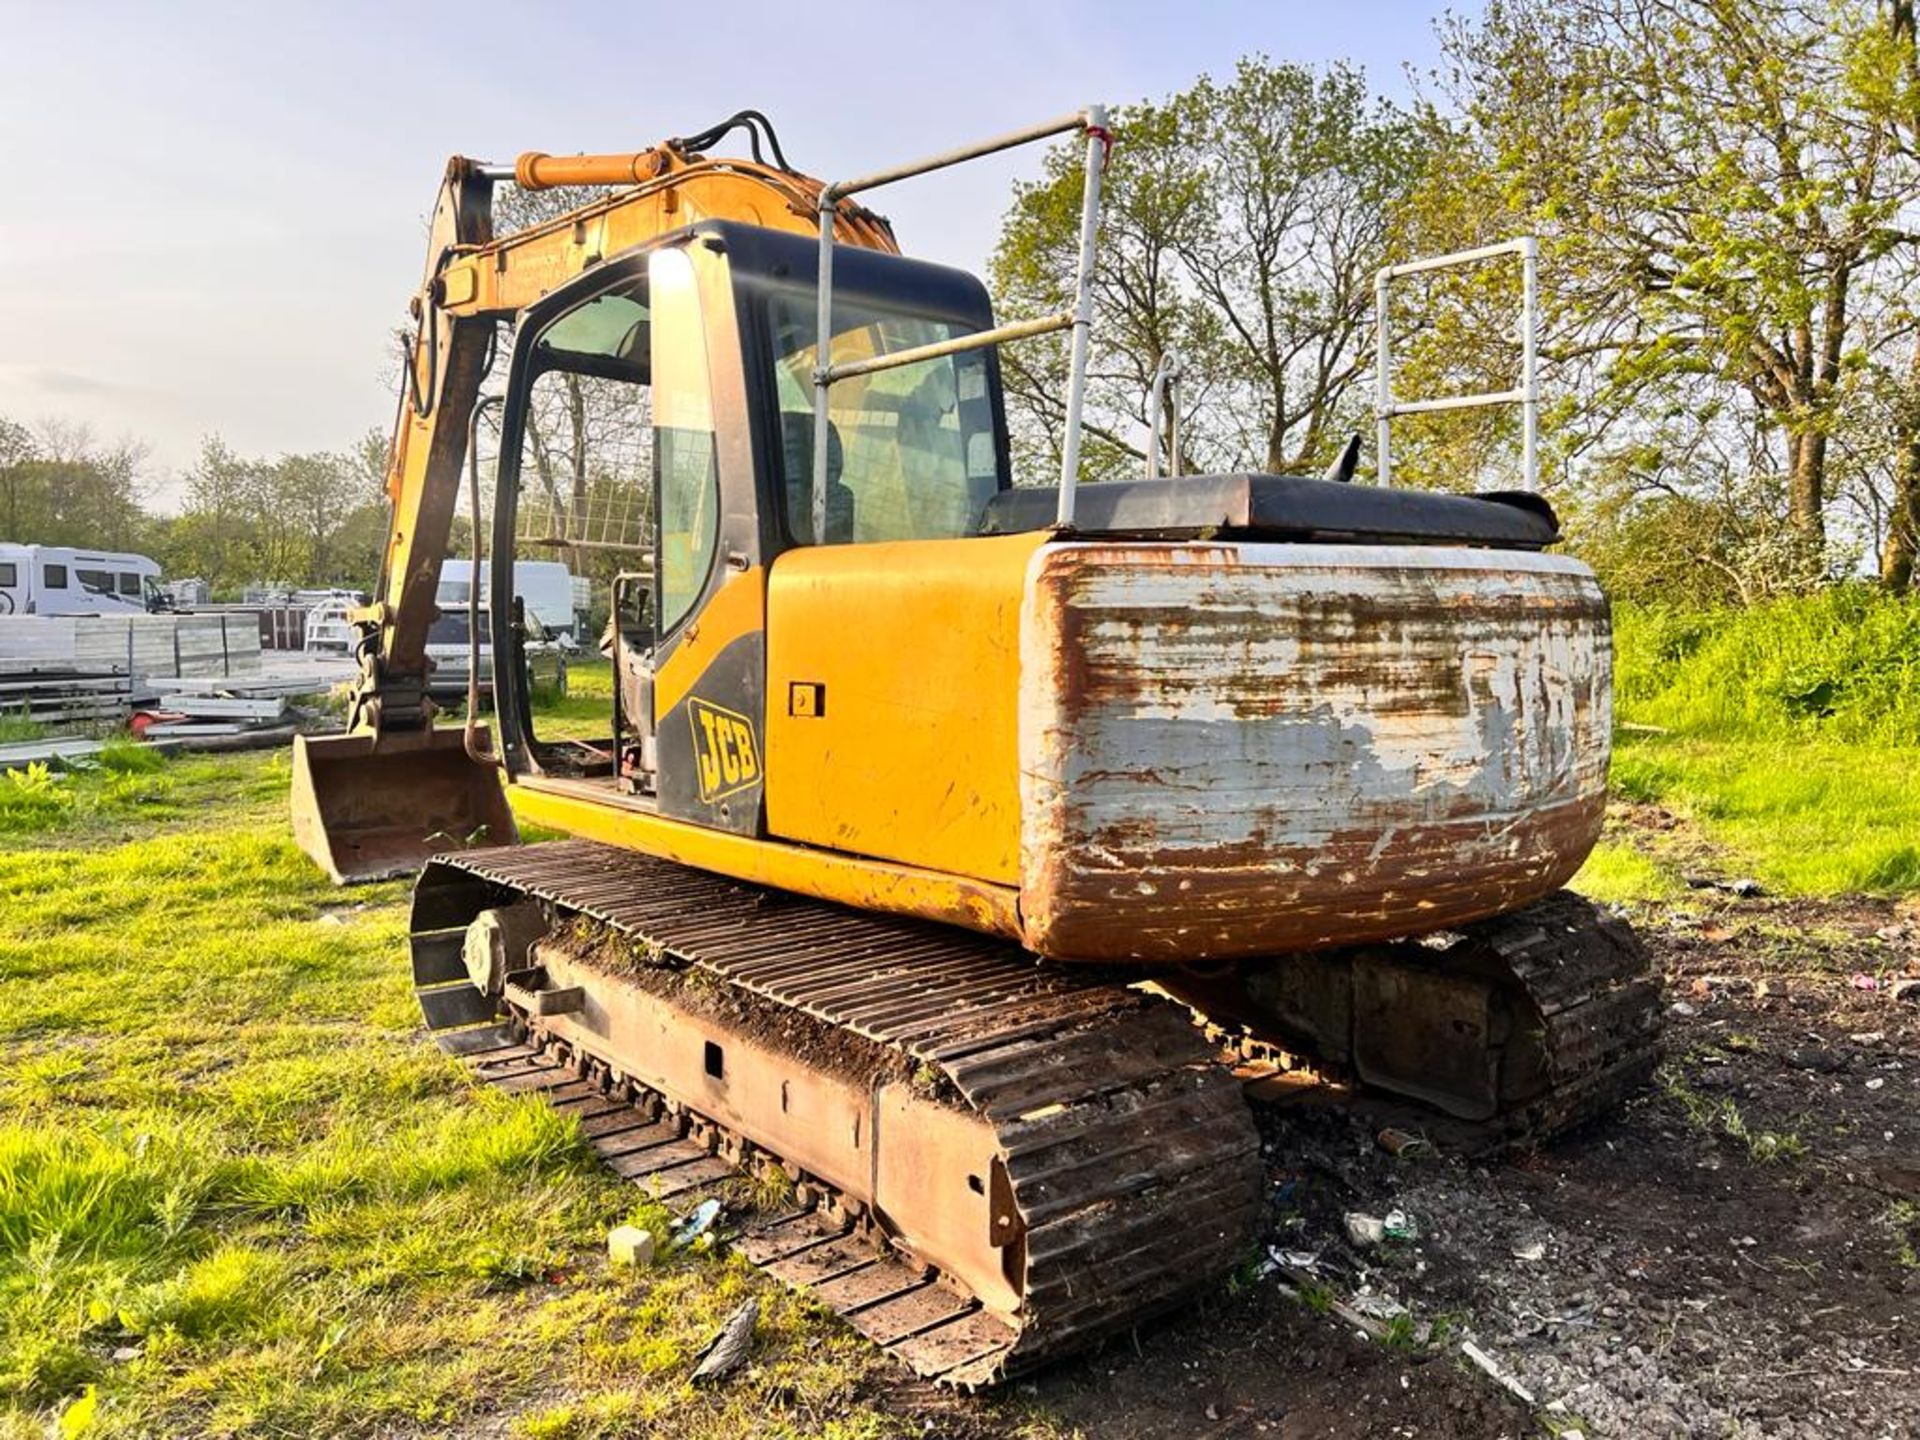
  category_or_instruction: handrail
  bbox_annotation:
[1374,236,1538,492]
[811,106,1111,535]
[1144,349,1184,479]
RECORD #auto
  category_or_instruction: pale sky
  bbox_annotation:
[0,0,1465,506]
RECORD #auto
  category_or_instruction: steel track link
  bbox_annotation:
[408,840,1264,1388]
[1219,889,1665,1151]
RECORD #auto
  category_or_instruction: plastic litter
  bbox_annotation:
[1377,1127,1429,1158]
[1349,1290,1409,1321]
[608,1223,656,1268]
[1383,1208,1419,1241]
[1345,1212,1386,1247]
[1851,973,1881,991]
[673,1198,723,1250]
[1512,1240,1547,1262]
[1461,1338,1536,1404]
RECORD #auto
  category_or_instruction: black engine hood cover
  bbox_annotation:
[980,473,1558,549]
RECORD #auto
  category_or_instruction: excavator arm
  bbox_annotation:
[295,124,897,882]
[357,140,896,733]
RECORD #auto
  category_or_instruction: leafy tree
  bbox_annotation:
[991,57,1437,482]
[1433,0,1920,579]
[165,437,376,591]
[0,416,150,548]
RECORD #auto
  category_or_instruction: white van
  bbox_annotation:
[436,559,581,647]
[0,544,161,616]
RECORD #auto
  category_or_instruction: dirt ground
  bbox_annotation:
[869,829,1920,1438]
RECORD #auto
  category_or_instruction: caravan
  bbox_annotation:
[0,545,161,616]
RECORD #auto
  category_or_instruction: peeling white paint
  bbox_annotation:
[1017,542,1613,961]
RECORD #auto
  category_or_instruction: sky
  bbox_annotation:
[0,0,1467,507]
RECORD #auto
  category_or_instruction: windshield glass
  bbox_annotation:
[763,286,1004,545]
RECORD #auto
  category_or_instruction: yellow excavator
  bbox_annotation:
[291,108,1661,1386]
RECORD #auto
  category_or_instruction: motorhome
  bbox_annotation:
[0,544,161,616]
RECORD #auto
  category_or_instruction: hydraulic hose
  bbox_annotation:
[465,394,505,768]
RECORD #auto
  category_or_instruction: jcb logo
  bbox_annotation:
[689,697,761,803]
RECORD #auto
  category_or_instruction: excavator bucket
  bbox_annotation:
[291,729,519,885]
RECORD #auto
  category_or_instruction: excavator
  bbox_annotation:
[290,107,1662,1386]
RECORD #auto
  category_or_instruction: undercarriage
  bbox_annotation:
[408,839,1662,1387]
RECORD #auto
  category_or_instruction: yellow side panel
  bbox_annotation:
[765,533,1045,887]
[509,782,1021,941]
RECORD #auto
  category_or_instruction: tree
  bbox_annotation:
[991,57,1438,483]
[1436,0,1920,578]
[0,415,150,548]
[166,438,374,591]
[1864,0,1920,588]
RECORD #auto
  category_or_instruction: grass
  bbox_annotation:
[531,658,614,743]
[1570,592,1920,904]
[1614,586,1920,746]
[1612,736,1920,895]
[4,593,1913,1432]
[0,749,288,847]
[1660,1065,1808,1164]
[1569,836,1686,907]
[0,711,47,744]
[0,686,905,1439]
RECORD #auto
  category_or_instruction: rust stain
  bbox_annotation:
[1018,542,1613,964]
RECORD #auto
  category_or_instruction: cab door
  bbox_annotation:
[646,241,769,837]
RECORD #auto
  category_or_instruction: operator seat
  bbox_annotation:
[780,415,855,544]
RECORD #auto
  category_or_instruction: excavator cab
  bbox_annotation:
[294,216,1010,881]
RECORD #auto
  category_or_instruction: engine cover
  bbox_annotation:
[1017,541,1612,961]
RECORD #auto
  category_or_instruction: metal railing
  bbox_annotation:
[812,106,1110,533]
[1143,349,1184,479]
[1374,236,1538,491]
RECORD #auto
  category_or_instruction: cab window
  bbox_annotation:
[764,286,1003,546]
[512,277,653,658]
[650,247,720,633]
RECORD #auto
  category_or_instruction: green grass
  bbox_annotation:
[1616,587,1920,745]
[0,711,47,744]
[0,708,903,1438]
[532,658,614,743]
[1573,592,1920,902]
[1609,736,1920,895]
[0,750,288,847]
[1569,836,1686,907]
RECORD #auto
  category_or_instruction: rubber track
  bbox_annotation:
[409,840,1263,1388]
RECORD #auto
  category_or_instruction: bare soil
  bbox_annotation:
[877,850,1920,1437]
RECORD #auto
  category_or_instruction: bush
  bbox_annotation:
[1615,586,1920,744]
